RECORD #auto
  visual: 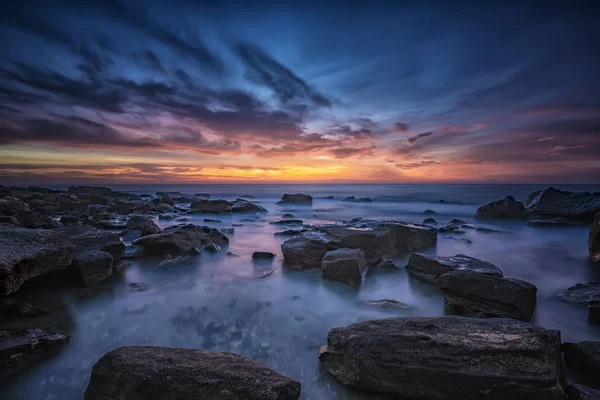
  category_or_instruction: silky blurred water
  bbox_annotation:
[2,184,600,399]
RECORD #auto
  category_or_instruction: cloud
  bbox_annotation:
[396,161,441,169]
[329,145,377,159]
[392,122,410,133]
[406,131,434,144]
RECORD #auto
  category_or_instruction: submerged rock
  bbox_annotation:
[321,248,367,286]
[319,316,565,399]
[72,249,114,285]
[269,219,303,225]
[158,256,189,268]
[281,213,295,219]
[0,227,74,295]
[438,271,537,321]
[358,299,411,311]
[476,195,526,220]
[189,199,233,214]
[567,384,600,400]
[590,213,600,263]
[274,229,307,237]
[282,220,436,269]
[406,253,503,285]
[253,252,275,259]
[0,328,69,382]
[523,187,600,223]
[558,282,600,303]
[278,193,312,204]
[133,224,227,257]
[422,217,437,224]
[231,199,267,214]
[342,196,372,203]
[422,209,436,215]
[84,346,301,400]
[563,341,600,381]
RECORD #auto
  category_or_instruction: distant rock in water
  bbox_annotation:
[437,271,537,321]
[84,346,301,400]
[133,224,227,257]
[319,316,565,399]
[422,217,437,224]
[0,328,69,383]
[194,193,210,198]
[321,248,367,286]
[563,341,600,382]
[422,209,436,215]
[558,282,600,303]
[590,213,600,263]
[342,196,372,203]
[252,251,275,259]
[406,253,503,285]
[281,219,436,269]
[475,195,526,220]
[278,193,312,204]
[269,219,303,225]
[522,186,600,223]
[274,229,307,237]
[189,199,232,214]
[281,213,295,219]
[231,199,267,214]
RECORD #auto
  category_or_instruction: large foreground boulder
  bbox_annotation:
[282,220,436,269]
[319,316,565,399]
[406,253,503,284]
[0,227,74,295]
[438,271,537,321]
[475,195,526,220]
[278,193,312,204]
[522,187,600,223]
[590,213,600,263]
[133,224,228,257]
[563,341,600,381]
[59,225,125,261]
[84,346,301,400]
[321,248,367,286]
[190,199,233,214]
[0,328,69,382]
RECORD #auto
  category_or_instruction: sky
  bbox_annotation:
[0,1,599,184]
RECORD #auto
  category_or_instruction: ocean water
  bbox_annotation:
[2,184,600,399]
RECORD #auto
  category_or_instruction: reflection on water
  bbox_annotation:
[2,184,600,399]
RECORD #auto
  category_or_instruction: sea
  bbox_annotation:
[2,184,600,399]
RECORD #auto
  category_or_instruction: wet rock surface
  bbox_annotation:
[278,193,313,204]
[319,316,565,399]
[189,199,233,214]
[563,341,600,381]
[0,328,69,383]
[523,187,600,223]
[71,250,114,285]
[231,199,268,214]
[438,271,537,321]
[406,253,503,285]
[125,215,161,237]
[321,248,367,286]
[558,283,600,303]
[133,224,227,257]
[476,195,526,220]
[84,346,301,400]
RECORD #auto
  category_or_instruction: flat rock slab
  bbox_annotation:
[84,346,301,400]
[319,316,565,399]
[406,253,503,285]
[563,341,600,381]
[134,224,228,257]
[558,283,600,303]
[0,227,74,295]
[438,271,537,321]
[0,328,69,382]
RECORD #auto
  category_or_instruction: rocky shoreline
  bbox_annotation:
[1,184,599,399]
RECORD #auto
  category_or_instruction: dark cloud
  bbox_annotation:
[396,161,441,169]
[329,145,377,159]
[136,50,166,73]
[406,131,434,144]
[234,42,331,108]
[392,122,410,133]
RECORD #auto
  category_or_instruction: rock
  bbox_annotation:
[476,195,526,220]
[94,220,128,230]
[528,217,589,227]
[558,282,600,303]
[422,209,436,215]
[0,196,29,215]
[255,269,274,279]
[406,253,503,285]
[437,271,537,321]
[422,217,437,224]
[227,251,239,257]
[282,220,437,269]
[319,316,565,399]
[269,219,303,225]
[321,248,367,286]
[231,199,267,214]
[523,187,600,223]
[190,199,232,214]
[158,256,189,268]
[590,213,600,263]
[84,346,301,400]
[123,245,142,259]
[437,223,461,233]
[461,224,501,233]
[278,193,313,204]
[563,341,600,381]
[438,199,448,204]
[175,217,190,222]
[0,328,69,382]
[0,215,21,226]
[160,195,174,206]
[0,228,74,295]
[158,214,174,220]
[16,211,56,229]
[194,193,210,198]
[204,218,222,222]
[221,228,234,234]
[567,384,600,400]
[253,252,275,259]
[133,224,227,257]
[155,203,174,213]
[449,218,466,224]
[358,299,411,311]
[68,185,113,196]
[128,282,149,292]
[72,250,114,285]
[274,229,307,237]
[282,213,295,219]
[342,196,372,202]
[60,215,80,226]
[447,236,473,244]
[59,225,125,261]
[126,215,161,237]
[371,258,398,270]
[204,243,221,253]
[590,295,600,322]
